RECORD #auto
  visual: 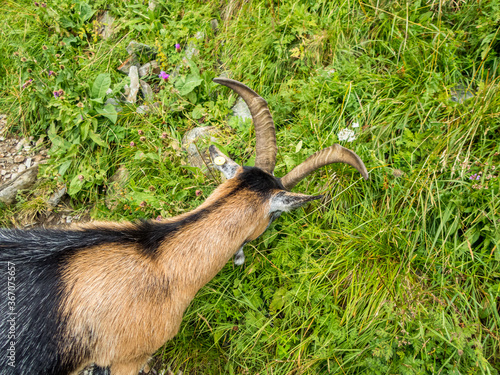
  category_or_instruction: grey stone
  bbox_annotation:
[97,11,115,40]
[15,138,26,151]
[117,54,140,74]
[136,102,159,114]
[140,80,154,102]
[48,185,67,207]
[105,98,123,112]
[139,60,159,77]
[14,155,25,163]
[231,96,252,120]
[136,105,150,114]
[0,165,38,205]
[126,41,156,58]
[181,126,220,174]
[184,31,204,61]
[210,19,219,34]
[126,66,140,103]
[451,84,474,103]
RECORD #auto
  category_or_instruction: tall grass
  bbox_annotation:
[0,0,498,373]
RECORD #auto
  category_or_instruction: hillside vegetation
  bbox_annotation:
[0,0,499,373]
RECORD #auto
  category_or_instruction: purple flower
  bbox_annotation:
[22,79,33,89]
[34,1,39,6]
[158,71,169,80]
[53,91,61,98]
[48,70,55,76]
[41,3,46,7]
[130,141,136,147]
[175,43,181,52]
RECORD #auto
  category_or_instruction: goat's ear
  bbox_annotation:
[270,191,322,213]
[209,145,239,179]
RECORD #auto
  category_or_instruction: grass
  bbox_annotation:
[0,0,499,373]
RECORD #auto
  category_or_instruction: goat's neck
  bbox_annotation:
[156,196,266,299]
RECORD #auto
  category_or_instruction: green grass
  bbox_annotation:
[0,0,499,373]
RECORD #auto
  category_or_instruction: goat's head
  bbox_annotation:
[208,78,369,262]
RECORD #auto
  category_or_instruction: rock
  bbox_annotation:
[105,98,123,112]
[140,80,154,102]
[231,96,252,120]
[136,102,159,114]
[117,54,140,74]
[181,126,220,174]
[184,31,204,61]
[97,11,115,40]
[18,164,26,173]
[0,114,6,134]
[14,155,25,163]
[126,41,156,58]
[33,154,45,163]
[0,165,38,205]
[48,185,67,207]
[139,60,159,77]
[35,136,46,148]
[451,84,474,103]
[126,66,140,103]
[136,105,150,114]
[210,19,219,34]
[25,157,32,168]
[15,138,26,151]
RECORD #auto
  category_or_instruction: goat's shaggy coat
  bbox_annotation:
[0,78,368,375]
[0,167,314,374]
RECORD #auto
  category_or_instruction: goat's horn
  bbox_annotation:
[280,144,369,190]
[213,78,277,174]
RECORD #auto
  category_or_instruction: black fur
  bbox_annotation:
[1,230,88,374]
[239,166,285,194]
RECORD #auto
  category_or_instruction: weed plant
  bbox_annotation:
[0,0,499,373]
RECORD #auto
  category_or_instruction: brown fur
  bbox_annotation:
[59,172,275,374]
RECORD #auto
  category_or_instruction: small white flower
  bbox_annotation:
[352,122,360,128]
[337,128,357,142]
[106,88,113,95]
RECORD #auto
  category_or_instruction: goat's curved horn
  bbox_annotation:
[213,78,277,174]
[280,144,369,190]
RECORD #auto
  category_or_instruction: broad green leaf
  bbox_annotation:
[295,140,303,153]
[191,105,205,120]
[91,73,111,99]
[80,121,90,141]
[78,3,94,22]
[89,131,109,148]
[186,58,200,76]
[97,104,118,124]
[58,160,72,177]
[68,174,85,196]
[176,74,203,96]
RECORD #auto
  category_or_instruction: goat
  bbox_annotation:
[0,78,369,375]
